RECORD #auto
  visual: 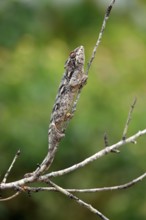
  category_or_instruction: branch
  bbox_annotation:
[0,129,146,190]
[69,172,146,192]
[47,180,109,220]
[1,150,20,184]
[103,132,119,153]
[0,191,21,201]
[122,97,137,140]
[24,172,146,193]
[86,0,115,75]
[41,129,146,179]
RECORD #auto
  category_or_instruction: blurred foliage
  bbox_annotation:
[0,0,146,220]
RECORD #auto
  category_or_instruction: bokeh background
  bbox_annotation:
[0,0,146,219]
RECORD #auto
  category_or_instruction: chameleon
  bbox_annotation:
[24,46,87,177]
[48,45,88,150]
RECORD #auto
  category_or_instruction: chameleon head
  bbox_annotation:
[65,45,85,69]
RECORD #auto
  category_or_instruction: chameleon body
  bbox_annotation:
[24,46,87,176]
[48,45,87,149]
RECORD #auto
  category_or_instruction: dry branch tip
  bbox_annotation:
[122,97,137,140]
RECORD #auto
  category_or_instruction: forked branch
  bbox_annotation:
[0,0,145,220]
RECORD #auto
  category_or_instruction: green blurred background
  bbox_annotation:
[0,0,146,219]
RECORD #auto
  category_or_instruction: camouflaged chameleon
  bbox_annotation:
[24,46,87,177]
[48,46,88,149]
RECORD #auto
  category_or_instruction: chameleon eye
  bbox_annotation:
[70,51,76,58]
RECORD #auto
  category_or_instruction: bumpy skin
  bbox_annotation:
[48,46,87,149]
[24,46,87,176]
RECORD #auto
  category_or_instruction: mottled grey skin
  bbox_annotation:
[48,46,87,149]
[24,46,88,176]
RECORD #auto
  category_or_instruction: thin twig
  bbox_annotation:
[0,191,20,201]
[1,150,21,184]
[47,180,109,220]
[122,97,137,140]
[72,172,146,192]
[86,0,116,75]
[68,172,146,192]
[25,172,146,193]
[104,132,109,147]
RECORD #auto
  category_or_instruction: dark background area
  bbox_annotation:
[0,0,146,219]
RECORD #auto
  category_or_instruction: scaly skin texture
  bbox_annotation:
[48,45,87,149]
[24,46,87,176]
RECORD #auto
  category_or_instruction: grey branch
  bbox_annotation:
[86,0,115,75]
[0,129,146,190]
[122,97,137,140]
[1,150,20,184]
[0,192,21,201]
[40,129,146,179]
[24,172,146,193]
[47,180,109,220]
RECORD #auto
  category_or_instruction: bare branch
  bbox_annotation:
[86,0,115,75]
[0,129,146,190]
[0,191,20,201]
[47,180,109,220]
[1,150,20,184]
[41,129,146,179]
[103,132,120,153]
[25,172,146,193]
[68,172,146,192]
[24,147,58,177]
[104,132,109,147]
[122,97,137,140]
